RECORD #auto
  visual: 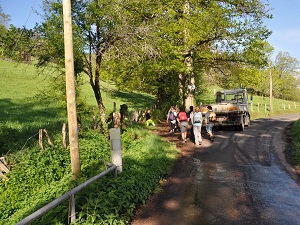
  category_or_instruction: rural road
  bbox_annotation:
[132,114,300,225]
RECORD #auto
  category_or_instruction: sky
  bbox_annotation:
[1,0,300,63]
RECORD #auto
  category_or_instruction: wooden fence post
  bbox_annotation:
[62,123,67,148]
[265,104,267,113]
[39,129,44,150]
[0,157,9,179]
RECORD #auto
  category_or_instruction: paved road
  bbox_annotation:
[132,114,300,225]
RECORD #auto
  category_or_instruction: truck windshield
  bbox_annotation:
[216,91,247,103]
[225,93,244,103]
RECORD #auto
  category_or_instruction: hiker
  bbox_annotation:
[145,109,155,126]
[188,105,195,143]
[191,106,202,146]
[205,105,216,141]
[167,106,177,132]
[177,106,189,143]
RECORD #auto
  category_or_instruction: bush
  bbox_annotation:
[289,120,300,165]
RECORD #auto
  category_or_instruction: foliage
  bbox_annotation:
[214,51,300,102]
[0,5,10,55]
[0,130,112,225]
[0,5,10,28]
[0,125,178,225]
[105,0,273,107]
[272,51,300,101]
[0,25,36,63]
[289,120,300,165]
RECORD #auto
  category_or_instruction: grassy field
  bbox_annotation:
[0,59,155,155]
[0,61,48,99]
[0,59,155,109]
[81,78,156,113]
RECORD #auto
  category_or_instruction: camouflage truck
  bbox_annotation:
[200,88,251,131]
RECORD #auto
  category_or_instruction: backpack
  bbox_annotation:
[169,112,175,121]
[208,111,216,122]
[193,112,202,124]
[178,111,188,121]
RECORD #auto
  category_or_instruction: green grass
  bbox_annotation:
[81,79,156,113]
[0,60,49,99]
[0,60,66,154]
[249,95,300,120]
[0,59,155,155]
[288,120,300,166]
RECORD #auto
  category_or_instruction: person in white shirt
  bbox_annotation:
[205,105,216,141]
[191,106,202,146]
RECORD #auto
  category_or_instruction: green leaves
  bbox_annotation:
[1,125,178,224]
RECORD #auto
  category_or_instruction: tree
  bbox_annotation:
[0,5,10,28]
[0,7,10,58]
[0,6,37,62]
[106,0,273,108]
[37,0,163,130]
[273,51,300,101]
[0,25,36,63]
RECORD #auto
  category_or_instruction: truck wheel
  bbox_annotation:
[245,115,250,126]
[240,122,245,131]
[235,122,244,131]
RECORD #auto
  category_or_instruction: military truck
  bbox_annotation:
[200,88,251,131]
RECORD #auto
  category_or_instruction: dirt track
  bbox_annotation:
[131,115,300,225]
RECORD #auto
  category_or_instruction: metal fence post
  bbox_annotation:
[110,128,123,173]
[69,193,76,223]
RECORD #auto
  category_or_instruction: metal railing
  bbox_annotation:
[16,165,117,225]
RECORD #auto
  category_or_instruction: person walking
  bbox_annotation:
[187,105,195,143]
[191,106,202,146]
[167,106,176,132]
[177,106,189,143]
[205,105,216,141]
[145,109,155,126]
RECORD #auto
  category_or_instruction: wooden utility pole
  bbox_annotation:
[269,69,273,113]
[63,0,80,179]
[183,1,194,110]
